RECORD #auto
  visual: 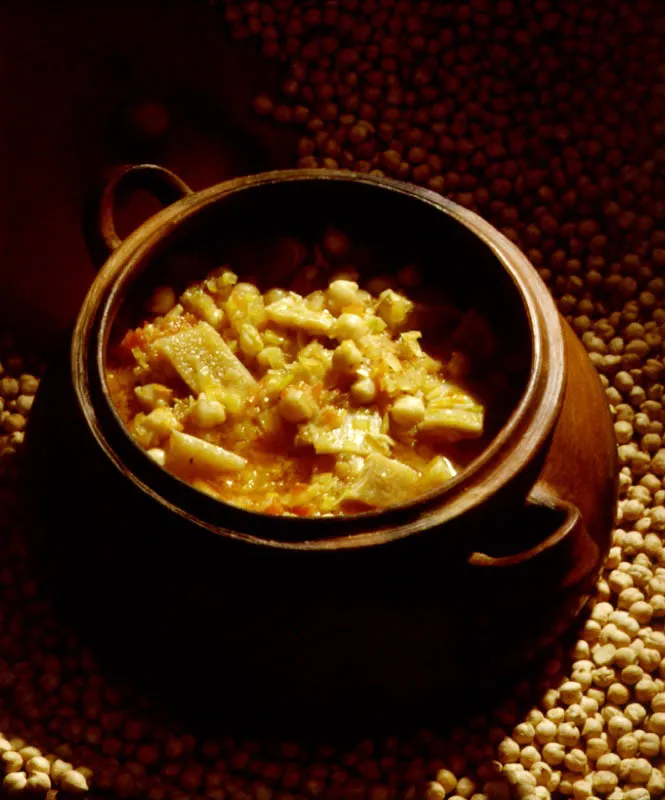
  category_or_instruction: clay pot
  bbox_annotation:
[24,165,617,733]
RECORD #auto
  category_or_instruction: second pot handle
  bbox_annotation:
[468,482,599,589]
[84,164,193,270]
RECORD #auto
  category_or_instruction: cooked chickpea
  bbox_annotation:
[147,285,177,315]
[278,387,317,423]
[189,394,227,428]
[333,340,364,371]
[60,770,89,794]
[328,279,359,309]
[332,312,367,341]
[3,773,27,794]
[350,377,377,405]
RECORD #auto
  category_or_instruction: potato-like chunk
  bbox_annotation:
[152,322,256,396]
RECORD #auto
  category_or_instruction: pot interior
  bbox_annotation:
[99,175,536,540]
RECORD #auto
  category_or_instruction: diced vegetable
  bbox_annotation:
[390,395,426,427]
[375,289,414,329]
[421,455,457,488]
[350,376,377,405]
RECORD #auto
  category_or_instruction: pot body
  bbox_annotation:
[24,321,615,732]
[23,168,617,733]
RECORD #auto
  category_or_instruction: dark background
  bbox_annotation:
[0,1,297,346]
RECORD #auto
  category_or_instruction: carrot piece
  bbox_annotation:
[265,499,285,515]
[292,505,314,517]
[119,329,146,353]
[320,408,339,426]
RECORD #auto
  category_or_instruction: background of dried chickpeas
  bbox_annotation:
[2,0,665,798]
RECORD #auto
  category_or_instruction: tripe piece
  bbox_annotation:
[167,430,247,473]
[345,452,419,508]
[420,407,484,436]
[152,321,256,396]
[265,294,335,336]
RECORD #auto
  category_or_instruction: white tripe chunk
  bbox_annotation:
[420,407,484,437]
[265,294,335,335]
[152,321,256,396]
[297,410,394,455]
[425,383,478,408]
[344,452,419,508]
[167,430,246,473]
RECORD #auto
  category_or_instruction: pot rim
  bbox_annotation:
[72,169,566,551]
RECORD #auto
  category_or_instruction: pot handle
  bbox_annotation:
[83,163,193,269]
[467,482,599,589]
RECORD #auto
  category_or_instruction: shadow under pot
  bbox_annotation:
[23,165,617,733]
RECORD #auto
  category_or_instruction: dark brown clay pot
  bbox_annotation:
[24,166,617,734]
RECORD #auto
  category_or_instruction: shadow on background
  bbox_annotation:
[0,0,297,347]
